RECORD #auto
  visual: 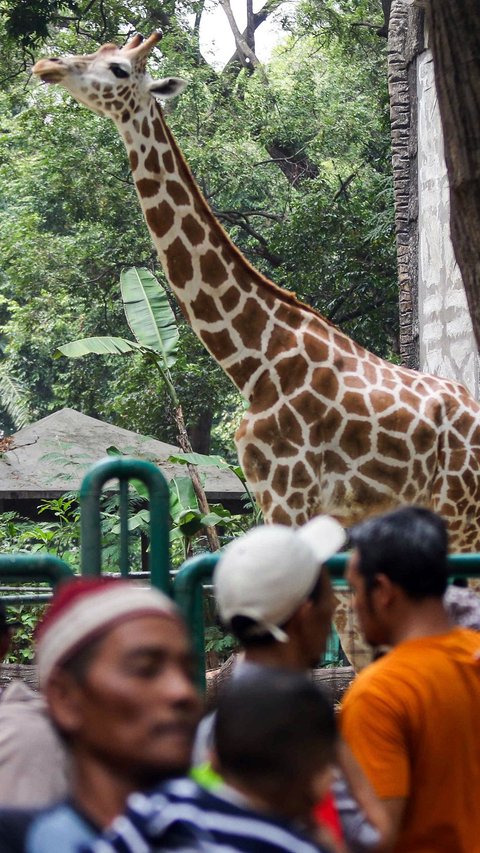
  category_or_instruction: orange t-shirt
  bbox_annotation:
[340,628,480,853]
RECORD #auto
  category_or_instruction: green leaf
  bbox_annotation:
[169,476,199,523]
[120,268,179,369]
[54,337,147,359]
[168,451,230,469]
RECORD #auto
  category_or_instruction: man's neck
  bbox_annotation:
[243,645,305,671]
[389,599,452,646]
[71,756,159,828]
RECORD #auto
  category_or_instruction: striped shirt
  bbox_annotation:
[88,778,329,853]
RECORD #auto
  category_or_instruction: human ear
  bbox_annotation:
[45,668,85,735]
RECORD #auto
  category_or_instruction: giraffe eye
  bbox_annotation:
[110,63,130,79]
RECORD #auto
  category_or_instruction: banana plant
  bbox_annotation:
[55,267,220,551]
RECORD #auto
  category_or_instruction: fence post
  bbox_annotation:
[80,457,171,594]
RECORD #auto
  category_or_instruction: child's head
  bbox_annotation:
[212,668,337,820]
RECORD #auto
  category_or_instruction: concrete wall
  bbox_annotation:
[417,50,480,397]
[388,0,480,398]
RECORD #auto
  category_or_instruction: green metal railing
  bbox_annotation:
[0,554,74,603]
[173,551,480,691]
[80,456,171,594]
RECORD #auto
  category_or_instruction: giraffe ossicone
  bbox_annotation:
[33,34,480,669]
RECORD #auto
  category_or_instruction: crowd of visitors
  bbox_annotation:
[0,504,477,852]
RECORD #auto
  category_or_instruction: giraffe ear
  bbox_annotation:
[148,77,187,99]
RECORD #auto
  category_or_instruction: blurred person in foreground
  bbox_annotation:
[89,668,338,853]
[341,506,480,853]
[0,577,201,853]
[0,600,69,808]
[194,518,391,852]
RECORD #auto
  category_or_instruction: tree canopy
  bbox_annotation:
[0,0,397,456]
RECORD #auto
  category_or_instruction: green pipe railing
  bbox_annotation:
[0,554,74,603]
[173,550,480,691]
[80,457,171,594]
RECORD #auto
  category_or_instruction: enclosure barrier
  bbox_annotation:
[0,554,74,603]
[173,551,480,691]
[80,456,171,594]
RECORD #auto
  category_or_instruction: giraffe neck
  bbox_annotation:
[117,99,323,399]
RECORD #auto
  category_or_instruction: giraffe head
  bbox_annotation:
[32,33,186,122]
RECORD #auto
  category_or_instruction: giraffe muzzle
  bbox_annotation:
[32,58,67,83]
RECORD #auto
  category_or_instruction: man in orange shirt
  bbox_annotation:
[341,506,480,853]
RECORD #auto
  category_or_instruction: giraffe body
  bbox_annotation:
[32,36,480,664]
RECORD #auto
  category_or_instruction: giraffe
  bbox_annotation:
[33,33,480,669]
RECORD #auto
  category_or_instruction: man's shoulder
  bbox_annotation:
[25,802,97,852]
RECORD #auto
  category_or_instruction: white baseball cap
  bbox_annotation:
[214,516,346,642]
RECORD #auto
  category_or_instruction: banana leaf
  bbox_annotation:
[121,267,179,369]
[54,336,148,359]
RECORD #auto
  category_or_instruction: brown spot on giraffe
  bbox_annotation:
[271,506,294,525]
[312,368,339,402]
[287,492,304,510]
[182,215,205,247]
[303,333,329,363]
[220,286,240,313]
[129,150,139,171]
[266,329,297,360]
[200,251,228,287]
[322,408,343,442]
[323,450,349,476]
[275,303,303,329]
[249,373,279,413]
[359,460,409,491]
[272,465,290,497]
[278,406,303,446]
[377,431,411,462]
[228,357,262,388]
[141,116,150,138]
[341,421,372,459]
[136,178,161,198]
[190,291,223,323]
[163,151,175,173]
[209,230,221,248]
[145,146,161,174]
[271,434,298,458]
[152,118,167,144]
[166,180,190,206]
[253,413,278,443]
[290,390,321,425]
[146,201,175,238]
[165,237,193,288]
[243,444,272,482]
[232,263,253,293]
[378,408,415,434]
[291,462,312,490]
[200,328,236,361]
[277,355,309,396]
[232,298,269,349]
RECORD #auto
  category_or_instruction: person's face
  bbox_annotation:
[346,550,388,647]
[49,614,201,782]
[301,570,337,667]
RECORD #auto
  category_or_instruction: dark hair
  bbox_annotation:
[214,668,336,786]
[350,506,448,599]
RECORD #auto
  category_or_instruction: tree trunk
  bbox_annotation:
[423,0,480,351]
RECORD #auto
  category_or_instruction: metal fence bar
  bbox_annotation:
[173,551,480,691]
[80,457,171,594]
[0,554,74,586]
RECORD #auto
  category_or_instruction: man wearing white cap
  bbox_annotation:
[0,576,201,853]
[195,517,391,852]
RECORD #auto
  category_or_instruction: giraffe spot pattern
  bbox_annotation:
[166,180,190,206]
[146,200,175,238]
[276,355,309,396]
[163,151,175,173]
[152,118,167,144]
[232,298,269,350]
[200,251,228,287]
[200,328,236,361]
[228,357,262,389]
[145,147,161,174]
[182,215,205,247]
[165,237,193,288]
[220,286,241,312]
[136,178,161,198]
[129,150,139,171]
[190,291,222,323]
